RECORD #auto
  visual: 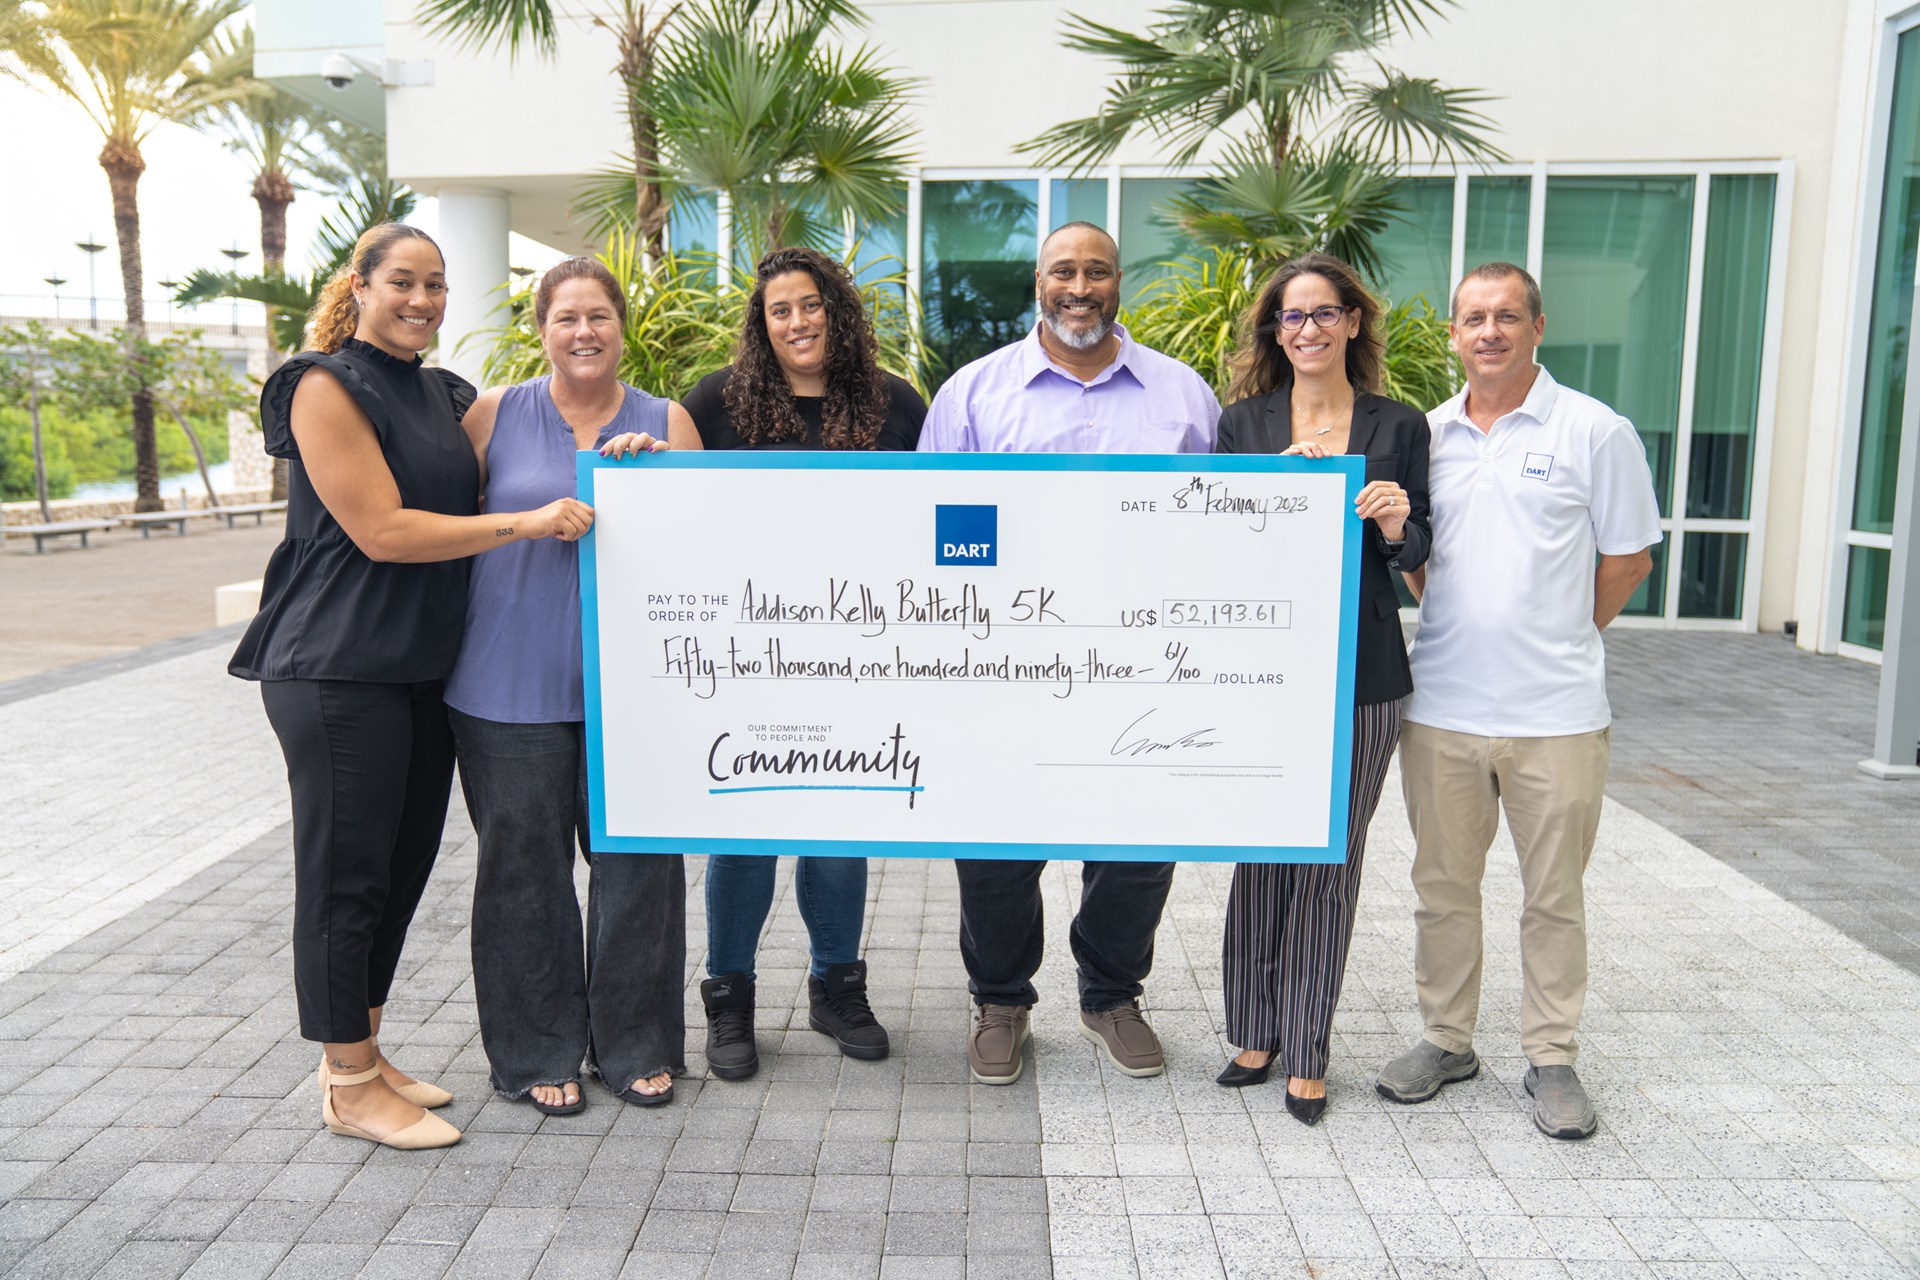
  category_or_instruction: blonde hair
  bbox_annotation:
[307,223,444,353]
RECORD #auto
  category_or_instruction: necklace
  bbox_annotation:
[1292,394,1352,441]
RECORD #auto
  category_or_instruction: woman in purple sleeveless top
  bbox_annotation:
[445,258,703,1114]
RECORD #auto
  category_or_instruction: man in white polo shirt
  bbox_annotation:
[1375,262,1660,1140]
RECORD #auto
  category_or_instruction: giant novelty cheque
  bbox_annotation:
[579,452,1364,863]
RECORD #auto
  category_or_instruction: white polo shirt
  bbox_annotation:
[1404,365,1661,737]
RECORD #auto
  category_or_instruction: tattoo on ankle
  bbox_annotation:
[329,1057,362,1072]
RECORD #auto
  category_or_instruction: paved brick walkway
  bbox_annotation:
[1,633,1918,1278]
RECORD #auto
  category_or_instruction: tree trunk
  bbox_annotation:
[159,397,221,508]
[101,136,160,512]
[26,350,51,523]
[253,169,294,269]
[615,2,671,259]
[255,170,294,501]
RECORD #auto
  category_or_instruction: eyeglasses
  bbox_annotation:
[1275,305,1352,331]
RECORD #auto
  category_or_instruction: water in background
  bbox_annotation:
[70,459,237,503]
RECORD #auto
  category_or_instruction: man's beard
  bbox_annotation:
[1040,293,1116,350]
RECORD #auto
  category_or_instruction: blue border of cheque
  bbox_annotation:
[578,451,1365,863]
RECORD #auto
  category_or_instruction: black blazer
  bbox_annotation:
[1215,390,1431,705]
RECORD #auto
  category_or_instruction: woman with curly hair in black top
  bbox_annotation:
[681,246,926,1080]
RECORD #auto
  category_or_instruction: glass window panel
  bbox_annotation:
[1539,176,1694,519]
[1371,178,1454,307]
[1854,26,1920,537]
[1619,535,1669,618]
[1465,176,1530,272]
[1118,178,1204,309]
[921,179,1038,390]
[1677,532,1747,619]
[668,191,719,257]
[1843,544,1891,649]
[1050,179,1108,232]
[1687,175,1775,520]
[851,188,909,290]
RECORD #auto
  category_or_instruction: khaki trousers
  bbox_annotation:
[1399,721,1610,1067]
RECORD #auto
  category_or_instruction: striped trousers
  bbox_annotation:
[1221,698,1402,1078]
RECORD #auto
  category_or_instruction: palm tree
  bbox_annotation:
[8,0,244,510]
[629,0,914,256]
[418,0,682,254]
[200,25,333,273]
[1018,0,1502,276]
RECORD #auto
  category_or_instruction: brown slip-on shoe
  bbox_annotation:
[1078,1001,1165,1077]
[967,1004,1031,1085]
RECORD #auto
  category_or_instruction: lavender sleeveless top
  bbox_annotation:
[444,376,668,723]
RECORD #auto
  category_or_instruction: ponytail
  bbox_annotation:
[308,269,359,353]
[303,222,444,354]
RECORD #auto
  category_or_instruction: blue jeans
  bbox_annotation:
[705,855,866,980]
[450,710,686,1096]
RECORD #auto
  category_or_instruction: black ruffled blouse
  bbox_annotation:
[229,338,479,684]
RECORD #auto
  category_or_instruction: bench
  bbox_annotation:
[117,510,209,538]
[8,518,117,553]
[208,500,288,529]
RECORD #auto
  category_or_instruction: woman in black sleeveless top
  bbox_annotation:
[231,224,593,1151]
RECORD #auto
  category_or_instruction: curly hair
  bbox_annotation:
[724,246,887,450]
[1224,252,1385,405]
[308,223,443,354]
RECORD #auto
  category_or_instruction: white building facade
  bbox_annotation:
[258,0,1916,671]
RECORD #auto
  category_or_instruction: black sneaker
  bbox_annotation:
[700,973,758,1080]
[807,960,890,1060]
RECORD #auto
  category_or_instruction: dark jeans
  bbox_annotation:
[450,710,686,1096]
[705,855,867,980]
[955,859,1175,1012]
[261,678,455,1044]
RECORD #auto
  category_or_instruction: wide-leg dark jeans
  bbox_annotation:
[261,678,456,1045]
[955,859,1175,1012]
[450,710,686,1096]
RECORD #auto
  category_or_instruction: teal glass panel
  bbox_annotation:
[1118,177,1203,308]
[1539,175,1694,519]
[921,179,1038,389]
[1618,535,1668,618]
[1844,544,1892,649]
[1050,179,1108,232]
[1854,26,1920,537]
[1464,176,1530,274]
[1677,532,1746,619]
[851,188,909,290]
[1688,175,1775,521]
[668,191,719,257]
[1371,178,1454,306]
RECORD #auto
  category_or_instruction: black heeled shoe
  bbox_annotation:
[1284,1085,1327,1126]
[1215,1056,1274,1088]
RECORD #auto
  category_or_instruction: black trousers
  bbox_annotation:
[1221,699,1402,1077]
[955,859,1175,1012]
[261,678,456,1044]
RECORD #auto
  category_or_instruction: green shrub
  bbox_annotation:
[1126,248,1461,411]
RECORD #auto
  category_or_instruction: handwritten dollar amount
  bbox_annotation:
[1162,600,1292,629]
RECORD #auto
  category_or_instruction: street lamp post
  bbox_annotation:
[43,276,67,327]
[75,238,105,329]
[219,246,249,335]
[158,280,182,329]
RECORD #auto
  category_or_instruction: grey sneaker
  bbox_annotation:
[1078,1001,1165,1077]
[967,1004,1031,1085]
[1375,1039,1480,1103]
[1524,1064,1597,1140]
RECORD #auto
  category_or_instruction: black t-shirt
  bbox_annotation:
[683,366,926,452]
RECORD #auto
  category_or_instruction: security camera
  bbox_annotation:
[320,53,355,90]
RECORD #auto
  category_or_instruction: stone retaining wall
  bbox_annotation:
[3,489,274,527]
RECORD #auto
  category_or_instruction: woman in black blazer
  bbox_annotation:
[1212,252,1431,1124]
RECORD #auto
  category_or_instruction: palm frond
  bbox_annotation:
[415,0,558,59]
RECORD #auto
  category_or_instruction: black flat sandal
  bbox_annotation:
[527,1083,586,1116]
[615,1080,674,1108]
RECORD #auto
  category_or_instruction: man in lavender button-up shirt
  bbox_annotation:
[917,221,1221,1087]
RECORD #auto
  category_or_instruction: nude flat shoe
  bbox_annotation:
[320,1063,461,1150]
[322,1044,454,1109]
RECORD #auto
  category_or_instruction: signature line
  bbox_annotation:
[708,785,926,795]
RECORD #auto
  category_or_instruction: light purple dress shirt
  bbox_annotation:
[916,323,1220,454]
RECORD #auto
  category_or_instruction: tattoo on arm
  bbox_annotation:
[494,526,513,538]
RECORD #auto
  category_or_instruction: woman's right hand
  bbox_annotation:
[519,497,595,542]
[1281,441,1333,458]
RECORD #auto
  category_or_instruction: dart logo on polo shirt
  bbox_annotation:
[934,504,997,565]
[1522,452,1555,482]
